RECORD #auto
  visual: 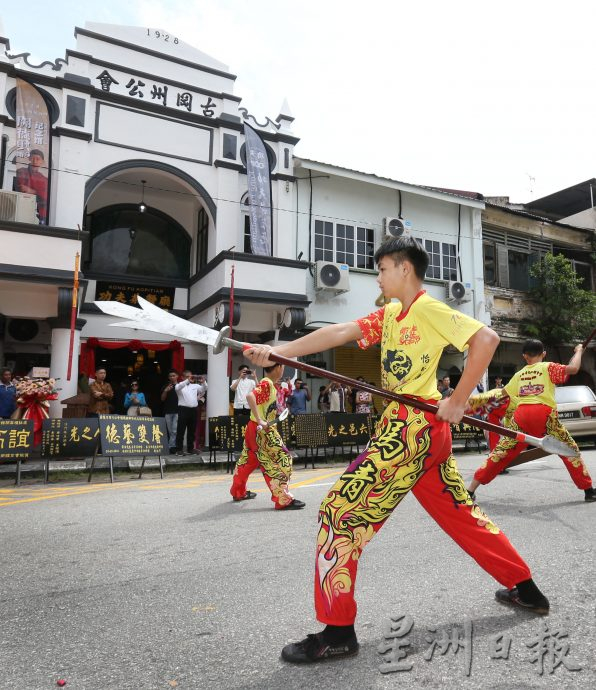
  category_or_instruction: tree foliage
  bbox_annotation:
[523,253,595,346]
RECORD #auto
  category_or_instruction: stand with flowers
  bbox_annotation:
[14,378,59,446]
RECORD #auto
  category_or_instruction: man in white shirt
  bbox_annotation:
[230,364,257,416]
[175,369,202,455]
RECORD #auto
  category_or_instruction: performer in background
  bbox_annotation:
[230,362,305,511]
[244,237,549,664]
[467,340,596,502]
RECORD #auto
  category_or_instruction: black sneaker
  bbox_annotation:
[233,490,257,502]
[585,488,596,502]
[278,499,306,510]
[468,491,476,501]
[495,587,549,615]
[281,632,359,663]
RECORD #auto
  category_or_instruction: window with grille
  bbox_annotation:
[415,237,458,281]
[314,219,374,269]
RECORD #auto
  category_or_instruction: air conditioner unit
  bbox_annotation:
[4,318,51,345]
[315,261,350,293]
[383,217,412,238]
[446,280,472,304]
[0,190,38,223]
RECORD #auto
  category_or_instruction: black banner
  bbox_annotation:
[95,282,175,311]
[42,418,100,458]
[0,419,34,460]
[98,415,168,455]
[244,123,272,256]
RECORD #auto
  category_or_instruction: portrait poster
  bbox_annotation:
[14,78,51,224]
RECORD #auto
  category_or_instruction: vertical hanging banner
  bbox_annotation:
[243,123,272,255]
[14,78,51,225]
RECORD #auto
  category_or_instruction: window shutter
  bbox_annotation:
[528,252,541,289]
[496,245,509,288]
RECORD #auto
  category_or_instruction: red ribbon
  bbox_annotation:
[19,394,57,446]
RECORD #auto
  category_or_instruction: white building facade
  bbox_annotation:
[0,22,488,419]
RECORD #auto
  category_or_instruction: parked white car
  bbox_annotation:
[555,385,596,444]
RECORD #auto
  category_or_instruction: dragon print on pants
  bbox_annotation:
[314,400,532,626]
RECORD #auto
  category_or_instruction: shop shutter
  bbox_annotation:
[335,345,384,413]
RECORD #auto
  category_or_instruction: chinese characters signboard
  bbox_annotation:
[42,418,100,458]
[98,415,167,456]
[94,68,220,120]
[95,282,175,310]
[0,420,34,460]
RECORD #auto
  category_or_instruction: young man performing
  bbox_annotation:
[244,237,550,664]
[467,339,596,502]
[230,362,305,511]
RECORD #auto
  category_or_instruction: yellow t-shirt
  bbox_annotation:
[249,377,278,423]
[504,361,568,410]
[356,291,484,400]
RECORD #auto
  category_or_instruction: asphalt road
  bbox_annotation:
[1,447,595,690]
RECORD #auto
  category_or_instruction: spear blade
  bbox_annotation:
[94,299,220,347]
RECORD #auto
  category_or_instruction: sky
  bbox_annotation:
[1,0,595,203]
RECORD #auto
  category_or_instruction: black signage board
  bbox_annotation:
[294,413,328,448]
[98,415,168,455]
[208,416,233,452]
[95,282,175,311]
[0,419,34,461]
[325,413,370,446]
[230,416,249,452]
[451,421,485,441]
[42,418,100,458]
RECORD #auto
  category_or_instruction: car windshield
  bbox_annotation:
[555,386,596,404]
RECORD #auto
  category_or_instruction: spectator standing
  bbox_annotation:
[175,370,201,455]
[230,364,258,416]
[288,378,311,414]
[441,376,454,399]
[494,376,504,389]
[0,368,16,419]
[325,381,349,412]
[160,370,180,454]
[317,385,330,413]
[87,368,114,417]
[194,374,208,451]
[275,377,293,414]
[124,381,147,414]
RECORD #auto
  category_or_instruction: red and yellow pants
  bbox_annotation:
[230,421,294,508]
[474,404,592,489]
[315,401,532,626]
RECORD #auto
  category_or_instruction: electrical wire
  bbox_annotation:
[0,155,487,242]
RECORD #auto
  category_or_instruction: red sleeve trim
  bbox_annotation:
[548,362,569,385]
[254,380,271,405]
[356,307,385,349]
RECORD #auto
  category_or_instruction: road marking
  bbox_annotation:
[0,467,345,508]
